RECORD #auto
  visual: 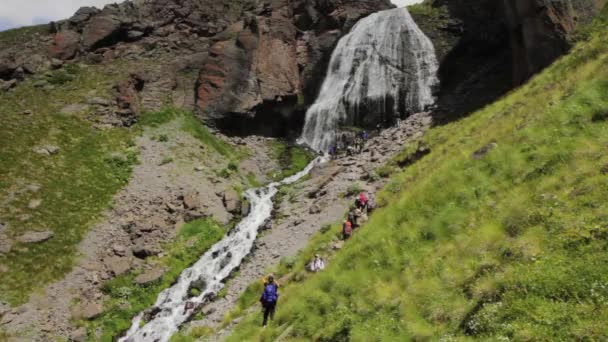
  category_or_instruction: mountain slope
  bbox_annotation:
[224,7,608,341]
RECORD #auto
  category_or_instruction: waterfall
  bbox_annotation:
[298,7,439,153]
[119,159,321,342]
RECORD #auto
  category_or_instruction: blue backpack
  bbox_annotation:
[262,283,279,303]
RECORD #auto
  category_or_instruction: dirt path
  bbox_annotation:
[192,112,433,333]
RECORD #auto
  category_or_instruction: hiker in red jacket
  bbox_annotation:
[342,220,353,240]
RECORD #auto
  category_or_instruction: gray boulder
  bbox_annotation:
[16,230,54,243]
[134,267,166,285]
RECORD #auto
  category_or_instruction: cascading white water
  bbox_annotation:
[299,7,439,153]
[119,159,321,342]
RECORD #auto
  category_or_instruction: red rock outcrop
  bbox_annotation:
[48,31,80,60]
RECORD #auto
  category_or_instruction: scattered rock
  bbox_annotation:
[309,203,322,214]
[194,166,205,172]
[26,184,41,193]
[222,189,241,214]
[61,103,89,115]
[133,243,160,259]
[28,199,42,209]
[472,142,498,160]
[49,30,81,60]
[332,241,344,250]
[134,267,166,285]
[87,97,111,106]
[260,218,272,231]
[127,30,145,41]
[112,244,127,257]
[0,235,13,255]
[77,302,103,320]
[165,202,178,213]
[32,145,60,156]
[16,230,54,243]
[22,109,33,115]
[69,327,87,342]
[0,79,17,92]
[183,192,201,210]
[241,200,251,217]
[104,256,132,276]
[50,59,64,70]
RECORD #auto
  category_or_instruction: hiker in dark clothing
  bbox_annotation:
[348,210,356,227]
[362,130,369,141]
[329,145,337,159]
[260,275,279,327]
[342,220,353,240]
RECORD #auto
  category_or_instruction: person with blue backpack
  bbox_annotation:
[260,274,279,327]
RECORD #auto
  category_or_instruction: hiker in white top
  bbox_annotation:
[308,254,326,272]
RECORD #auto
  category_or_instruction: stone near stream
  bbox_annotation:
[222,189,241,214]
[134,267,166,285]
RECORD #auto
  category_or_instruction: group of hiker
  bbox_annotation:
[259,191,375,327]
[328,130,370,159]
[342,191,375,240]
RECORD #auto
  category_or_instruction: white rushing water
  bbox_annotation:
[299,7,439,153]
[119,159,322,342]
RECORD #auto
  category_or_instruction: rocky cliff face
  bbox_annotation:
[412,0,604,120]
[40,0,390,136]
[504,0,605,84]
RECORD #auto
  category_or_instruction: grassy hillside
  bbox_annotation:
[224,7,608,341]
[0,60,138,305]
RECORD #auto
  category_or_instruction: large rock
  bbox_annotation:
[0,79,16,92]
[104,256,132,276]
[75,302,104,320]
[48,31,81,60]
[134,267,166,285]
[132,242,161,259]
[82,14,123,50]
[16,230,54,243]
[222,189,241,214]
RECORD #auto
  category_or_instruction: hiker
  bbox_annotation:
[359,192,368,210]
[367,194,376,213]
[260,274,279,327]
[342,220,353,240]
[329,145,337,159]
[348,210,356,227]
[362,130,369,141]
[346,145,355,156]
[308,254,326,272]
[353,207,362,228]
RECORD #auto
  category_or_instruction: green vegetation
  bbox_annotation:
[0,24,48,48]
[86,219,226,341]
[408,2,459,60]
[225,8,608,341]
[140,108,240,158]
[0,62,137,306]
[268,141,315,181]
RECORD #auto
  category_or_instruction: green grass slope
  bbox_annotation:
[225,8,608,341]
[0,60,138,305]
